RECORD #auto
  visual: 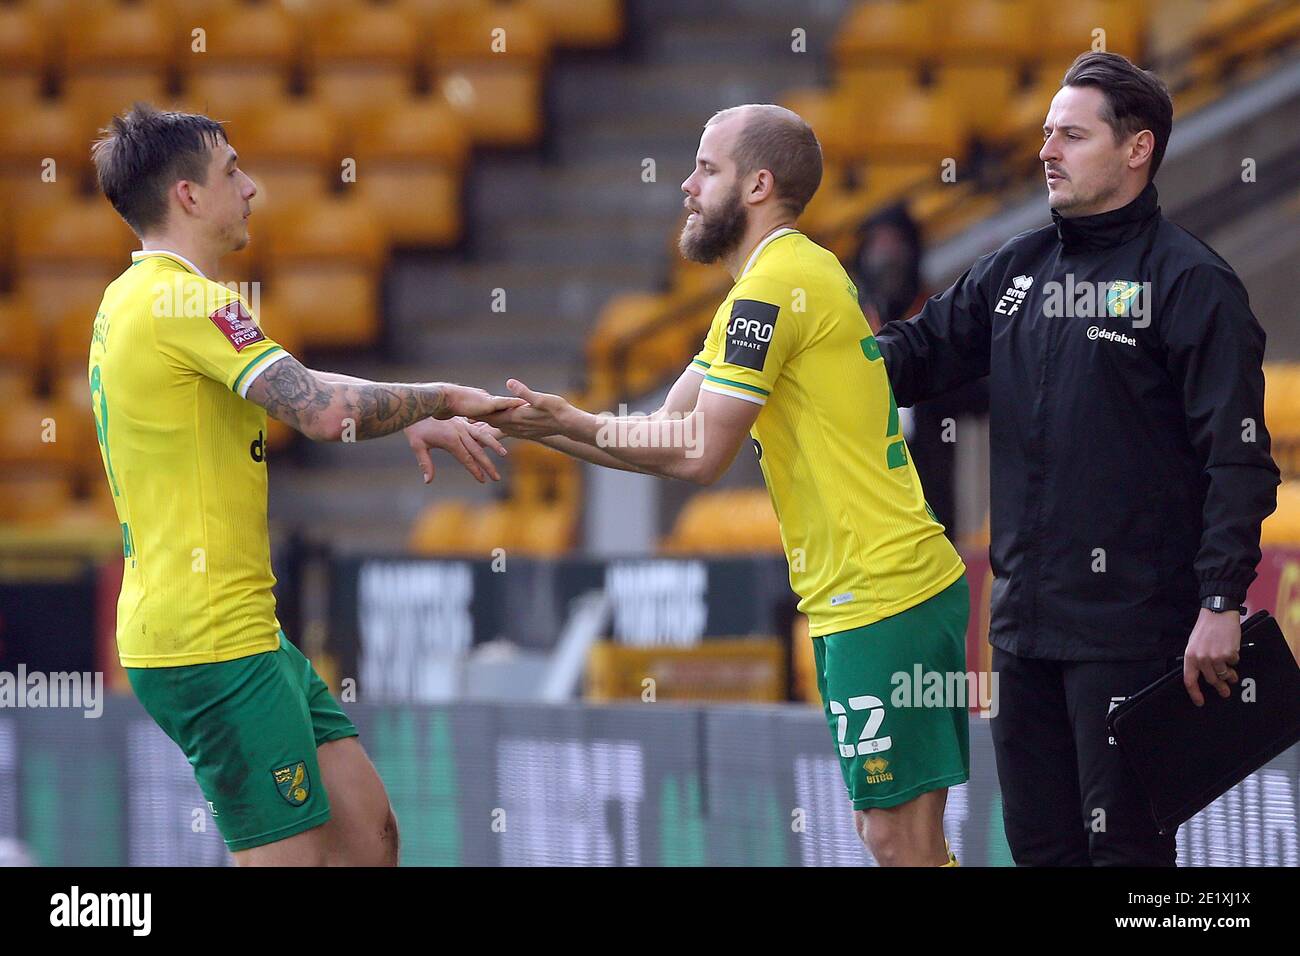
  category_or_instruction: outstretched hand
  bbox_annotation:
[476,379,576,440]
[405,416,508,484]
[441,383,527,420]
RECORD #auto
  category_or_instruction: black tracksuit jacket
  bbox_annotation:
[876,183,1280,660]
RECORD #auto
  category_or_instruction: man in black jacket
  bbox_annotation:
[875,52,1279,866]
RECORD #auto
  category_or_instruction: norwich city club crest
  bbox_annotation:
[272,760,310,806]
[1106,280,1142,318]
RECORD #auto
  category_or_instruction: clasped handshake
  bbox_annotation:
[403,378,578,485]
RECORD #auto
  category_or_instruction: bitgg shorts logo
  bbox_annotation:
[724,299,779,370]
[209,299,265,352]
[272,760,311,806]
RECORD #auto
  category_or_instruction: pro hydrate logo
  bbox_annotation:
[50,886,151,936]
[724,298,779,370]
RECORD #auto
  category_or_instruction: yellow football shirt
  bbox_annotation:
[690,228,966,636]
[88,250,290,666]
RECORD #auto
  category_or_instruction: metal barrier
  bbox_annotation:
[2,698,1295,866]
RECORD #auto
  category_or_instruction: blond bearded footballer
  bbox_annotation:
[88,104,520,865]
[462,105,971,866]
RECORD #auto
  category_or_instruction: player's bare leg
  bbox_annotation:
[854,788,951,866]
[317,736,400,866]
[230,738,396,866]
[232,823,329,866]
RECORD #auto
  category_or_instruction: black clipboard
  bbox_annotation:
[1106,610,1300,834]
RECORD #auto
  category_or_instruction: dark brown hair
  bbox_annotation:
[707,104,823,216]
[1062,52,1173,182]
[91,102,228,236]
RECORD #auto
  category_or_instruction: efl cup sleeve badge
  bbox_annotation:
[209,299,265,352]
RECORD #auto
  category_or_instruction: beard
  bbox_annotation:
[678,184,748,264]
[1048,171,1122,216]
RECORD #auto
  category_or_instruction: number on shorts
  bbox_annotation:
[829,695,893,758]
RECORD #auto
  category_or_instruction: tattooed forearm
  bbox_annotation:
[248,357,334,435]
[246,357,449,441]
[338,381,448,439]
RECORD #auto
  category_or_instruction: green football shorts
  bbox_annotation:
[126,629,358,852]
[812,575,971,811]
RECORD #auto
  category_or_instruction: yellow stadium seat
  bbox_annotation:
[0,3,47,103]
[798,158,850,234]
[0,295,41,373]
[0,474,77,525]
[516,503,575,556]
[261,271,379,350]
[12,198,134,320]
[588,292,669,364]
[1261,481,1300,546]
[1032,0,1145,62]
[0,397,81,473]
[588,289,707,401]
[935,64,1020,140]
[994,60,1072,148]
[1188,0,1280,49]
[235,97,341,217]
[905,180,1000,242]
[838,64,924,100]
[307,5,419,127]
[0,100,91,206]
[804,160,933,236]
[851,84,968,163]
[672,258,730,298]
[61,3,176,131]
[262,196,385,348]
[0,366,35,407]
[180,2,300,127]
[467,501,524,554]
[523,0,623,48]
[51,363,89,406]
[933,0,1038,63]
[409,499,476,555]
[216,239,261,285]
[48,365,107,485]
[509,439,579,509]
[1214,1,1300,59]
[397,0,489,33]
[662,489,781,555]
[348,94,468,247]
[51,301,99,368]
[781,86,855,162]
[430,5,550,146]
[185,73,285,133]
[1264,363,1300,439]
[834,0,937,66]
[11,196,134,268]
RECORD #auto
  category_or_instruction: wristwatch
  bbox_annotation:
[1201,595,1246,615]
